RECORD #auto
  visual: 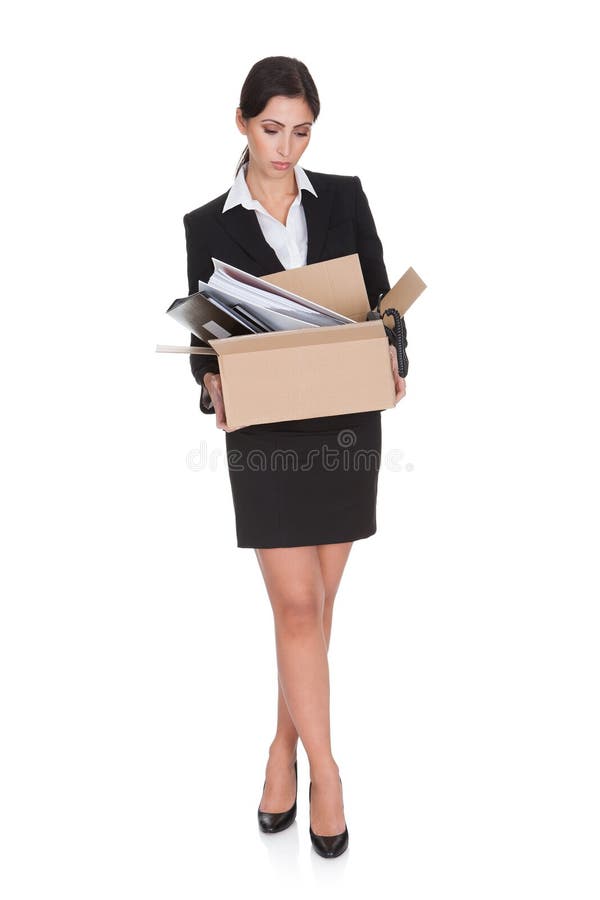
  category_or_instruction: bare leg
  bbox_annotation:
[255,547,299,808]
[256,543,353,835]
[317,542,353,655]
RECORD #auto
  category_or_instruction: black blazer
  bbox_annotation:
[183,169,401,414]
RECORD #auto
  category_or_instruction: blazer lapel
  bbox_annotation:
[217,170,334,274]
[217,204,285,275]
[302,178,334,265]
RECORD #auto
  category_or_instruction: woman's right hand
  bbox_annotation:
[203,373,243,432]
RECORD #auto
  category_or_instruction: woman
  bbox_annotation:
[183,56,406,858]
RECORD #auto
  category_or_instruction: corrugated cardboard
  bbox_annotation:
[260,253,371,322]
[210,319,392,427]
[260,253,426,321]
[157,253,426,429]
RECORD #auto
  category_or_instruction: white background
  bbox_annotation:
[1,1,598,897]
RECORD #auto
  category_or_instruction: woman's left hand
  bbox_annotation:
[389,345,406,404]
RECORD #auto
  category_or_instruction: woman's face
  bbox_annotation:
[236,94,314,179]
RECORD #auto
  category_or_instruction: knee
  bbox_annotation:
[273,585,325,635]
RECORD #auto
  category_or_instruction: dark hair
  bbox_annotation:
[234,56,320,177]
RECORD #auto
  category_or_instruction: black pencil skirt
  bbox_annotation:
[224,409,382,548]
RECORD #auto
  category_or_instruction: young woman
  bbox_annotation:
[183,56,406,858]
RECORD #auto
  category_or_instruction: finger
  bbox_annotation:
[214,400,227,430]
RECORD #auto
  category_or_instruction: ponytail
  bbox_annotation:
[234,145,250,178]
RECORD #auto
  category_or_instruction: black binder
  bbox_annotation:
[166,290,268,345]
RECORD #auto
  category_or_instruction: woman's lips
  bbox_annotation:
[271,161,291,169]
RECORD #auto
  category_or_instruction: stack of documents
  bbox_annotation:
[166,258,355,346]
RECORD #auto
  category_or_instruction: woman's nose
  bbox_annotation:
[277,136,291,157]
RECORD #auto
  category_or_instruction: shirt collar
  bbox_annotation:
[222,162,318,214]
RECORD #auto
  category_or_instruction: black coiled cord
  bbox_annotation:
[367,291,409,378]
[382,307,408,378]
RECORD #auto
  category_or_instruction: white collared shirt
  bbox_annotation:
[222,161,318,270]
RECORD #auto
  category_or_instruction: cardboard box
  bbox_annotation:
[157,253,425,429]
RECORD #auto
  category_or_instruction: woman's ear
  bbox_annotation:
[235,107,247,136]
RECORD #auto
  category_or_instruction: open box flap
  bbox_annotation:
[155,344,217,355]
[260,254,370,321]
[383,267,427,318]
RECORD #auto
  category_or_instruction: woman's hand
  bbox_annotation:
[389,345,406,404]
[203,373,243,432]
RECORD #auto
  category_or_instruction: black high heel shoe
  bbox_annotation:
[309,777,349,858]
[257,758,298,833]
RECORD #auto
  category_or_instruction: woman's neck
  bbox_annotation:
[245,162,298,206]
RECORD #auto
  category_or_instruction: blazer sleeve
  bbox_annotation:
[183,213,220,415]
[354,176,409,361]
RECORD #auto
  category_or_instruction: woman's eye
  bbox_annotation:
[263,129,309,137]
